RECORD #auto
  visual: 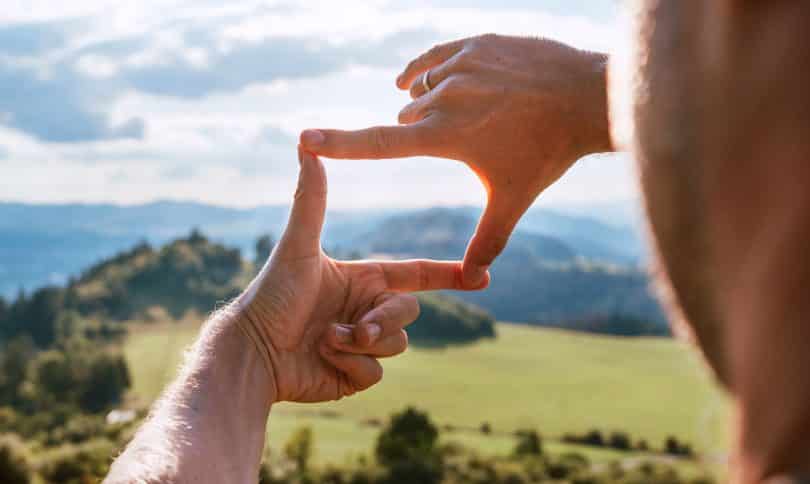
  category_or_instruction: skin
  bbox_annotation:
[104,148,478,483]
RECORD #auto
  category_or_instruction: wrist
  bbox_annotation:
[213,306,279,407]
[581,51,613,155]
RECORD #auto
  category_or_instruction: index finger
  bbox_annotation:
[376,259,488,292]
[396,39,466,90]
[300,121,436,160]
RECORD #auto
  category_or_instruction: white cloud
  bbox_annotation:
[0,0,637,209]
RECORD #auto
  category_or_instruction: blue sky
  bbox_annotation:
[0,0,637,209]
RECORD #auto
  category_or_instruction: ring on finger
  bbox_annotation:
[422,70,432,93]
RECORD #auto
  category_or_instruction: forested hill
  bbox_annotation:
[0,231,495,349]
[354,208,667,332]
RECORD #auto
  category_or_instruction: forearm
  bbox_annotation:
[105,307,275,484]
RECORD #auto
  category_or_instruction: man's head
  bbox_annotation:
[612,0,810,479]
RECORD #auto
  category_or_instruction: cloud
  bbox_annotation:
[0,1,638,209]
[0,62,145,142]
[0,20,72,56]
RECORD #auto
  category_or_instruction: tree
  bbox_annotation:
[0,338,34,406]
[255,234,276,268]
[375,407,442,484]
[18,287,64,347]
[30,351,76,405]
[78,353,131,413]
[283,426,313,473]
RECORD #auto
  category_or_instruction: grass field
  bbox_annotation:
[124,320,729,473]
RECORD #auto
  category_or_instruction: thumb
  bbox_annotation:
[462,197,524,288]
[276,146,328,258]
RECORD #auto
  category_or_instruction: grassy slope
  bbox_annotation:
[124,321,728,470]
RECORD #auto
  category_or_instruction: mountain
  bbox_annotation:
[357,208,575,262]
[0,201,644,298]
[355,208,665,328]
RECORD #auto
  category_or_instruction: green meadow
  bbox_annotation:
[124,320,729,472]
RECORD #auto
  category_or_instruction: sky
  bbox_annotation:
[0,0,638,209]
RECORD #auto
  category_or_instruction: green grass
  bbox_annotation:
[124,321,729,472]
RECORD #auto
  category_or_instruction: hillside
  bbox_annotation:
[0,232,495,347]
[360,208,575,262]
[359,208,665,327]
[126,321,729,464]
[0,201,642,297]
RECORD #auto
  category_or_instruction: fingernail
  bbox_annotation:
[301,129,325,149]
[334,324,354,344]
[365,323,382,343]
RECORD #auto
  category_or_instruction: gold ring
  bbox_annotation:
[422,70,432,93]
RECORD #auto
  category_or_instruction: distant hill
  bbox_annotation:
[352,208,665,328]
[0,200,663,333]
[0,201,643,298]
[358,208,575,263]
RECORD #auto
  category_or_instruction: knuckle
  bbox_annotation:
[451,51,473,71]
[439,76,463,96]
[426,44,443,59]
[409,82,421,99]
[368,128,391,156]
[417,262,431,290]
[397,109,409,125]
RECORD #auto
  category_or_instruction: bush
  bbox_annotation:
[375,407,438,467]
[375,407,442,484]
[284,426,313,473]
[39,439,115,484]
[513,429,542,457]
[608,431,631,451]
[0,434,32,484]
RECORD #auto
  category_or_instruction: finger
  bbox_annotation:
[396,39,466,90]
[462,197,525,288]
[408,54,460,99]
[328,325,408,358]
[398,90,438,125]
[320,345,383,395]
[371,259,480,291]
[276,146,327,258]
[299,122,436,160]
[354,293,419,347]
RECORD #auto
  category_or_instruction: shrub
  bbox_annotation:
[608,431,631,451]
[513,429,542,457]
[39,439,114,484]
[0,434,32,484]
[284,426,313,473]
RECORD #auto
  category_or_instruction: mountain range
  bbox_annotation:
[0,200,664,330]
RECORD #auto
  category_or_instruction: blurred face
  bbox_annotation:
[611,0,728,383]
[613,0,810,393]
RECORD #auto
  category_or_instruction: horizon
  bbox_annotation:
[0,0,638,209]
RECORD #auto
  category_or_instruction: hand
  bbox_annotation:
[301,34,612,286]
[237,147,475,403]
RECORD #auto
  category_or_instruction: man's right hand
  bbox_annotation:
[301,34,613,287]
